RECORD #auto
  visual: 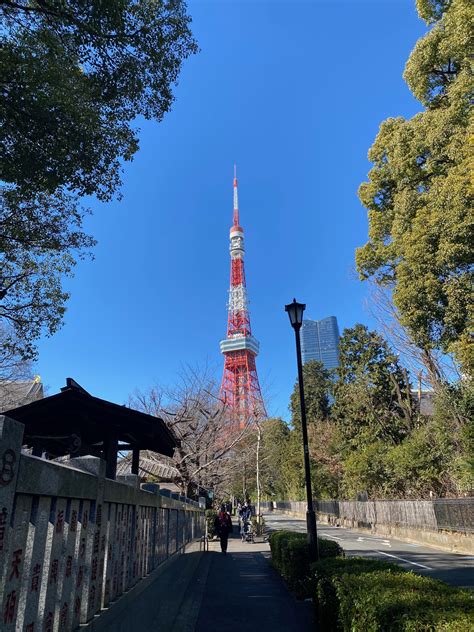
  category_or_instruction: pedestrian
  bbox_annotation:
[237,500,242,527]
[214,504,233,554]
[241,502,252,523]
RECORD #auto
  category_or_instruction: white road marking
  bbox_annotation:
[321,534,344,541]
[357,536,391,547]
[374,550,433,570]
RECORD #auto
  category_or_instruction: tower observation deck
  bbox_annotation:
[220,168,267,424]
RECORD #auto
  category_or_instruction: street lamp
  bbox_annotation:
[285,298,319,561]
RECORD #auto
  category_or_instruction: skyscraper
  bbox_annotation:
[301,316,340,370]
[219,168,266,424]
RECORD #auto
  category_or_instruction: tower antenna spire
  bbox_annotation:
[233,164,239,226]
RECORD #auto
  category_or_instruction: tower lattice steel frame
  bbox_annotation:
[220,168,267,424]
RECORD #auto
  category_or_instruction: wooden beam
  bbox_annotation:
[132,449,140,475]
[104,434,118,479]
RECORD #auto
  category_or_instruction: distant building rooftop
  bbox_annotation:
[0,378,43,412]
[411,390,435,416]
[117,449,179,481]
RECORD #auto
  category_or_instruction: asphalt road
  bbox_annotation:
[264,512,474,589]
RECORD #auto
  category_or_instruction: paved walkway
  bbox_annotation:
[178,532,314,632]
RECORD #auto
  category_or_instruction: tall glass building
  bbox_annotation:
[301,316,340,370]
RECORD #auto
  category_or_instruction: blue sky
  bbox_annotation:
[36,0,426,419]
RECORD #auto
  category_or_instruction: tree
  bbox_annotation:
[332,325,413,447]
[1,0,198,198]
[1,0,197,358]
[365,280,460,388]
[0,322,34,409]
[307,419,343,498]
[289,360,331,431]
[356,0,473,375]
[129,368,252,497]
[257,418,298,500]
[0,188,95,358]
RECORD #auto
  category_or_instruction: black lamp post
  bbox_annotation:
[285,298,319,561]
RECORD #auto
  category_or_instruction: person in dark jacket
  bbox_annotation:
[214,505,233,554]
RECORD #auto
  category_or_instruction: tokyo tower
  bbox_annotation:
[220,168,267,424]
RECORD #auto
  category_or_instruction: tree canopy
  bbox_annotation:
[1,0,197,358]
[356,0,473,375]
[333,324,413,446]
[1,0,197,198]
[289,360,331,431]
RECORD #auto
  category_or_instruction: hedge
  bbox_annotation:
[268,530,344,597]
[312,557,474,631]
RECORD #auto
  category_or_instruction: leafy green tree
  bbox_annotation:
[1,0,197,197]
[289,360,331,431]
[333,325,413,447]
[1,188,95,358]
[1,0,197,358]
[259,418,297,500]
[308,419,343,498]
[384,379,473,498]
[288,361,341,498]
[356,0,473,375]
[341,441,391,499]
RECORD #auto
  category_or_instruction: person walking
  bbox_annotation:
[214,505,233,554]
[241,502,252,523]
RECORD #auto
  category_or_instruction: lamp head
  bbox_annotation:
[285,298,306,329]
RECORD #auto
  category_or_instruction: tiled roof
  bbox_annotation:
[0,379,43,412]
[116,450,179,480]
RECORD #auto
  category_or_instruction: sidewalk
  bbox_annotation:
[189,533,314,632]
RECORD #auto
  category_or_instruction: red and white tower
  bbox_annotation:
[220,168,267,424]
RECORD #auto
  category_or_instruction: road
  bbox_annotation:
[263,512,474,589]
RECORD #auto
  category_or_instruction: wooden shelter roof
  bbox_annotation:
[4,378,176,462]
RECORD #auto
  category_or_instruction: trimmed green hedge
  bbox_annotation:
[312,557,474,631]
[268,530,344,597]
[269,534,474,629]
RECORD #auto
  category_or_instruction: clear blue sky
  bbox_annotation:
[36,0,426,419]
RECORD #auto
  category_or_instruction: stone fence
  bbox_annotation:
[262,497,474,552]
[0,416,205,630]
[266,499,473,533]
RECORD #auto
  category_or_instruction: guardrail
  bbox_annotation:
[0,416,205,630]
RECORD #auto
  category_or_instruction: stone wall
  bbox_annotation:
[0,416,205,630]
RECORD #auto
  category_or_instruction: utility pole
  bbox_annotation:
[418,370,423,410]
[256,419,262,526]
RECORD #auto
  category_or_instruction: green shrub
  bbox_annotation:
[312,557,474,631]
[312,557,403,630]
[205,509,217,537]
[318,537,345,560]
[268,530,344,598]
[268,530,292,570]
